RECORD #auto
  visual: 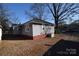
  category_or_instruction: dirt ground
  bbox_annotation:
[55,34,79,42]
[0,34,79,56]
[0,38,60,56]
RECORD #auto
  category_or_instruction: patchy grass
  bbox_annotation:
[0,34,79,56]
[0,38,60,56]
[55,34,79,42]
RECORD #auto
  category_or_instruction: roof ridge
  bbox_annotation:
[23,18,54,26]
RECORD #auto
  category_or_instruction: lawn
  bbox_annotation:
[0,38,60,56]
[0,34,79,56]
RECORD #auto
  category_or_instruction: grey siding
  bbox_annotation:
[22,23,32,36]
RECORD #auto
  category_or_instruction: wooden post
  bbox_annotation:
[51,26,54,38]
[51,33,54,37]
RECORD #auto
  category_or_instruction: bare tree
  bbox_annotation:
[25,3,46,20]
[47,3,79,33]
[0,4,10,33]
[11,16,20,24]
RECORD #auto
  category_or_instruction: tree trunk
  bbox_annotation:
[55,17,59,34]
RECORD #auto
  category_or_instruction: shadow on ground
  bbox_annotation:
[43,40,79,56]
[2,34,33,40]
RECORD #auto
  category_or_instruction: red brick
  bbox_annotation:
[33,34,46,40]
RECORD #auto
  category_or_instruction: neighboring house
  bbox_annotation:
[12,19,54,40]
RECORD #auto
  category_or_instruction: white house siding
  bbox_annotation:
[32,24,43,36]
[22,24,32,36]
[43,25,54,37]
[43,26,51,34]
[0,28,2,40]
[32,24,54,37]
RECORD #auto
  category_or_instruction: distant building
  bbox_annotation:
[12,18,54,40]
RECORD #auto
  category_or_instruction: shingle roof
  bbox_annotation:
[24,18,54,26]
